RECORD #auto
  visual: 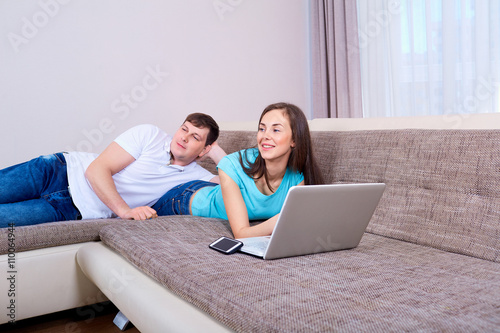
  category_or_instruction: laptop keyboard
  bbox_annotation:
[249,239,269,252]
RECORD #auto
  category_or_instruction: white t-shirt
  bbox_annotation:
[65,124,214,219]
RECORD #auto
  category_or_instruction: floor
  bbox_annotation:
[0,302,140,333]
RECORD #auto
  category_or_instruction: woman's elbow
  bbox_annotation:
[230,225,250,239]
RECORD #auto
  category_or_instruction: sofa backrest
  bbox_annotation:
[201,129,500,263]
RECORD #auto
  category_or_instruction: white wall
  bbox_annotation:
[0,0,311,168]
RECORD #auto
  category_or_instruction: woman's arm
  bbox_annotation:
[219,170,277,238]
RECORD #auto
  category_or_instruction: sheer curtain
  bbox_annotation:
[357,0,500,118]
[310,0,363,118]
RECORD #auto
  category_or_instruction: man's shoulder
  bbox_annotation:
[114,124,170,158]
[126,124,164,136]
[117,124,169,144]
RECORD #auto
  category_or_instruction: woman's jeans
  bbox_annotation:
[152,180,217,216]
[0,153,81,228]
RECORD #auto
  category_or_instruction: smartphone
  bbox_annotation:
[209,236,243,254]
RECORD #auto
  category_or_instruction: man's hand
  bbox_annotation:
[199,141,227,164]
[120,206,158,220]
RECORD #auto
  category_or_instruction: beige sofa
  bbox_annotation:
[1,113,500,332]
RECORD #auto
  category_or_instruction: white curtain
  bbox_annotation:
[357,0,500,118]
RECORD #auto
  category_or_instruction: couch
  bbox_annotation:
[1,113,500,332]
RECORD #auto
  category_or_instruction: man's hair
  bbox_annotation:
[184,113,219,146]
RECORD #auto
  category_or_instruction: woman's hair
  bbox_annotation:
[240,102,324,192]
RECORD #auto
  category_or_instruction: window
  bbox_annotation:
[357,0,500,118]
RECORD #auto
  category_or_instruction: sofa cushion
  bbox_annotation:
[99,216,500,332]
[202,129,500,263]
[313,129,500,263]
[0,219,122,254]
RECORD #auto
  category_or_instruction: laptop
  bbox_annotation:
[237,183,386,260]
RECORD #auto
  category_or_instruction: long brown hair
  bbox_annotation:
[240,102,324,192]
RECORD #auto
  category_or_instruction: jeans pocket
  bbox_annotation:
[175,199,183,215]
[168,198,177,215]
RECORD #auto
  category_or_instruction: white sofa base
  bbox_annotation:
[76,242,233,333]
[0,242,106,324]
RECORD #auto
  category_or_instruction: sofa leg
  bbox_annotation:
[113,311,131,331]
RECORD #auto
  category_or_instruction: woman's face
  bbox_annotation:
[257,109,295,164]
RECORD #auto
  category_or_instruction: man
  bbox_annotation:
[0,113,225,228]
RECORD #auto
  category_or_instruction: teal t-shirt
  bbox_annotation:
[191,148,304,220]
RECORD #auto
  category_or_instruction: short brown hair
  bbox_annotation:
[184,113,219,146]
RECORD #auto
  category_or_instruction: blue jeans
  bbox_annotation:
[152,180,217,216]
[0,153,81,228]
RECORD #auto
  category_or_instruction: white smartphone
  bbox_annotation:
[209,236,243,255]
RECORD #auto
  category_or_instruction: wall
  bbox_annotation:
[0,0,311,168]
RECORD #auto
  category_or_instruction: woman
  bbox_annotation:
[153,102,324,238]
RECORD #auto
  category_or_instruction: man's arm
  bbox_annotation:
[201,141,227,184]
[85,142,157,220]
[204,141,227,165]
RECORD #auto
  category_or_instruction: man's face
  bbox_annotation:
[170,121,210,166]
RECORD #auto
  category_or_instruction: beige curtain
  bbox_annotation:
[310,0,363,118]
